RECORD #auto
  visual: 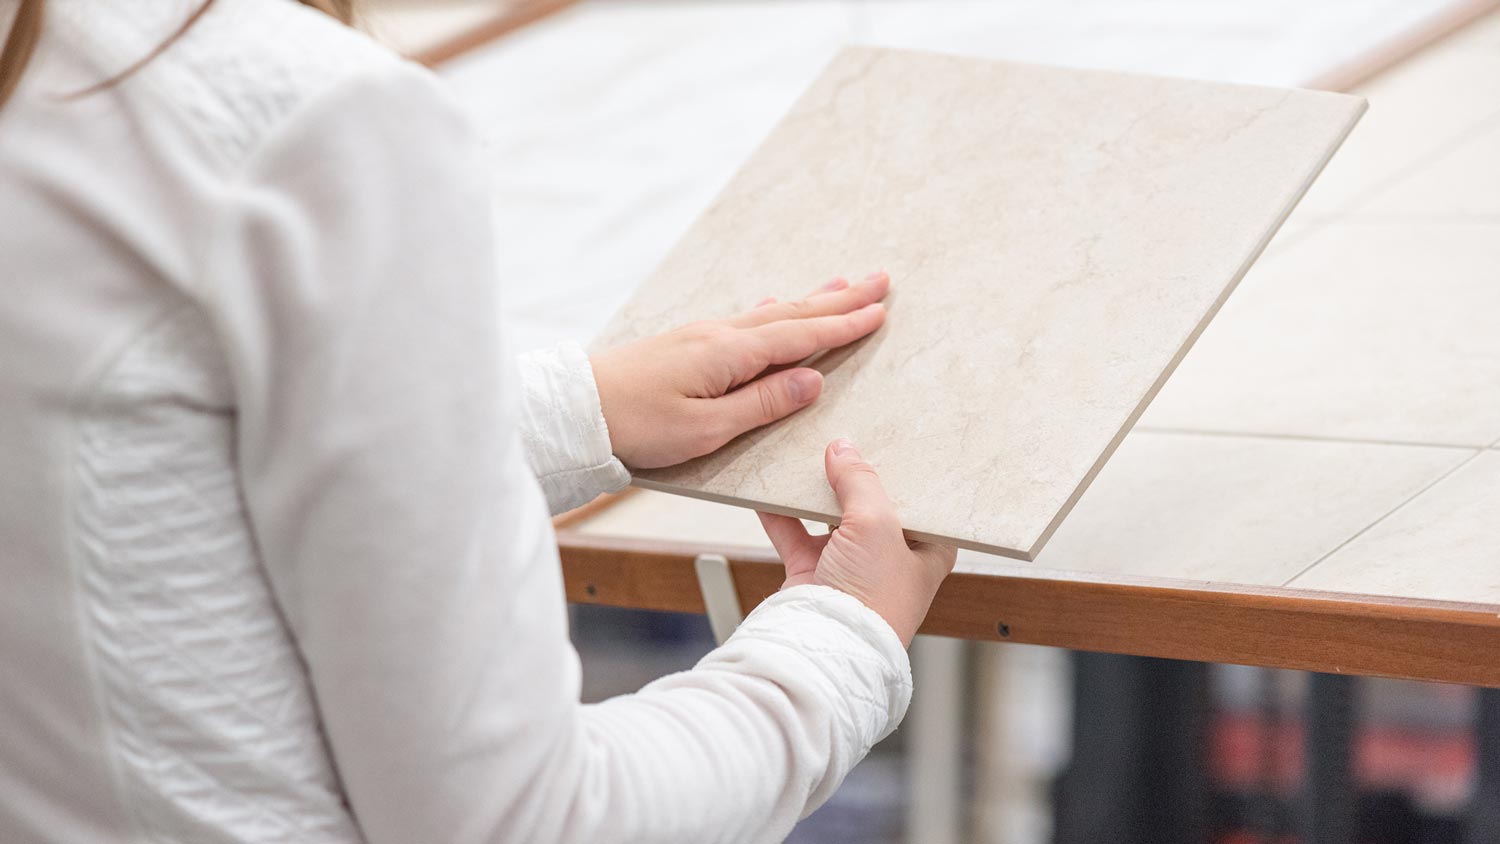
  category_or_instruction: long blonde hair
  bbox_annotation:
[0,0,356,109]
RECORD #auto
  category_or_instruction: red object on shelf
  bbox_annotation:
[1210,713,1474,808]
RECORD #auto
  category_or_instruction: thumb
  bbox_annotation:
[824,438,895,523]
[711,368,823,440]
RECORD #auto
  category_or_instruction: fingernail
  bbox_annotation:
[860,271,890,290]
[787,370,822,403]
[831,438,857,456]
[819,278,849,292]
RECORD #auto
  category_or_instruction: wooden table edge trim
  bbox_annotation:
[408,0,1500,82]
[1305,0,1500,91]
[411,0,585,67]
[559,531,1500,687]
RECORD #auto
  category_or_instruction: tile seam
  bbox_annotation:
[1308,214,1500,224]
[1277,447,1488,588]
[1133,426,1484,451]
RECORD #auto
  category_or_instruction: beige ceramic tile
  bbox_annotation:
[1002,431,1468,585]
[1294,41,1500,218]
[1140,221,1500,447]
[1356,113,1500,217]
[1289,450,1500,604]
[595,47,1364,559]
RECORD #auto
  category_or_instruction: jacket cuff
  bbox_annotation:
[730,584,913,745]
[515,342,631,515]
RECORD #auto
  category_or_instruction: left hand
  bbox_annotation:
[590,272,890,469]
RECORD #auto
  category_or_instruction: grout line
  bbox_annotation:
[1134,426,1483,451]
[1312,214,1500,224]
[1278,447,1487,588]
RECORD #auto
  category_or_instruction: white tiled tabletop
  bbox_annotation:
[1291,451,1500,603]
[427,2,1500,610]
[1138,221,1500,447]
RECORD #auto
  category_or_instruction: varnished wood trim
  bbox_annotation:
[559,532,1500,688]
[552,488,640,530]
[410,0,1500,83]
[1307,0,1500,92]
[412,0,584,67]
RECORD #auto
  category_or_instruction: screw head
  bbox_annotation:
[585,583,598,597]
[997,622,1011,638]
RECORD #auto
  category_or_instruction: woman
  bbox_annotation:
[0,1,956,841]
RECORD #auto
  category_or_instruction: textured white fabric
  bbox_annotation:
[0,2,911,843]
[74,306,361,844]
[516,342,631,515]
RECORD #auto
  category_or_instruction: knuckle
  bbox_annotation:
[691,423,724,456]
[783,300,813,319]
[736,343,768,374]
[755,381,780,423]
[677,320,720,341]
[841,506,899,539]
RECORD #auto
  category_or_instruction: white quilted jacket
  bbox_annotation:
[0,1,911,842]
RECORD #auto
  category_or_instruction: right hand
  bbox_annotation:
[757,439,957,646]
[590,275,888,470]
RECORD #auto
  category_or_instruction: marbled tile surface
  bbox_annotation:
[572,432,1469,589]
[1360,115,1500,217]
[1290,32,1500,220]
[1139,221,1500,447]
[594,47,1364,559]
[1023,431,1467,585]
[1289,451,1500,603]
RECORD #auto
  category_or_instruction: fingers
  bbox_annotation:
[824,439,896,523]
[758,511,819,559]
[706,367,823,445]
[747,302,886,367]
[729,272,888,329]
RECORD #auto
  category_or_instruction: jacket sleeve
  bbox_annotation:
[514,342,630,515]
[200,60,912,844]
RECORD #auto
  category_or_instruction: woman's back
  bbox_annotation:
[1,3,943,842]
[1,3,411,839]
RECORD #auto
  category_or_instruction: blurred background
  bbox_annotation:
[360,2,1499,841]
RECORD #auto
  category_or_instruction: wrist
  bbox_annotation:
[811,578,919,647]
[586,352,627,461]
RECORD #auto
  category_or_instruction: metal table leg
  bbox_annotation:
[1466,687,1500,842]
[1301,672,1357,844]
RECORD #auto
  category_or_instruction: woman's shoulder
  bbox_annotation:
[52,0,422,167]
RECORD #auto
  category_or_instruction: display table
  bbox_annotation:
[418,0,1500,686]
